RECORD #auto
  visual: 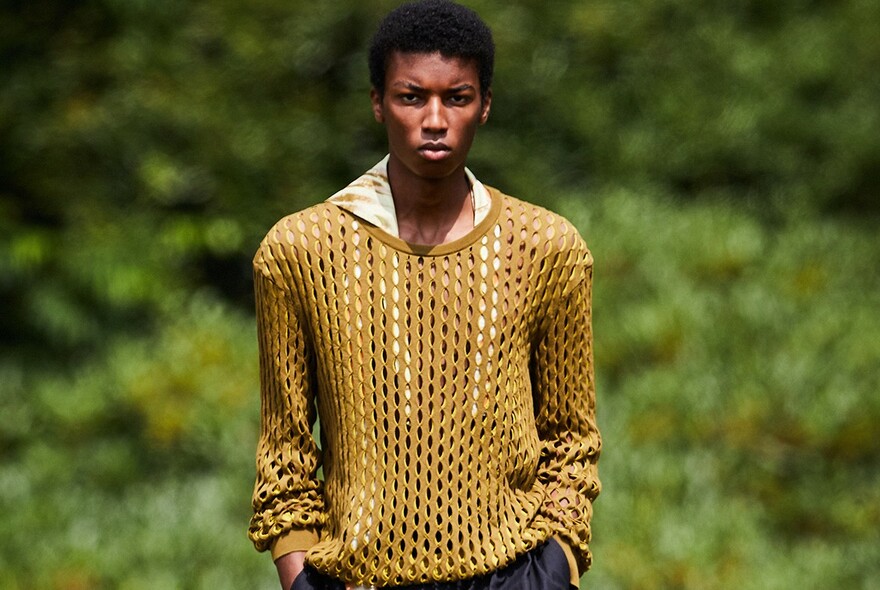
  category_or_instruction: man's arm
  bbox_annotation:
[531,249,602,579]
[248,255,325,558]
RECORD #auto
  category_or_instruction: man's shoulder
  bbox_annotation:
[258,202,348,247]
[265,201,342,234]
[253,201,351,273]
[488,187,591,259]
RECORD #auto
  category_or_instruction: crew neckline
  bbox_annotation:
[355,186,504,257]
[326,156,493,239]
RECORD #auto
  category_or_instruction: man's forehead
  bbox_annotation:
[385,51,480,84]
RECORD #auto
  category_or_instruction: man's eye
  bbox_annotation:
[400,94,419,104]
[449,95,469,105]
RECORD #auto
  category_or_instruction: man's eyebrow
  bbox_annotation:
[390,81,476,92]
[391,81,425,91]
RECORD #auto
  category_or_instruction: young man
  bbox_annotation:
[248,2,600,589]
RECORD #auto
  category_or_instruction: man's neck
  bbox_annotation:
[388,158,475,246]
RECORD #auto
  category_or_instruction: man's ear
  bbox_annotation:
[370,87,384,123]
[479,88,492,125]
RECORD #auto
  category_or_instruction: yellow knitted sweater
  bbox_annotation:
[249,187,600,587]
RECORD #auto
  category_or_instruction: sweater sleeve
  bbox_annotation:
[531,252,602,575]
[248,258,326,553]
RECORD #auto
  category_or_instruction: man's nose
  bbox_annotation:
[422,97,447,133]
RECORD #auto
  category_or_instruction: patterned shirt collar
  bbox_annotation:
[326,155,492,238]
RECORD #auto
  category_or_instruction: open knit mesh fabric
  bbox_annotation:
[249,188,601,587]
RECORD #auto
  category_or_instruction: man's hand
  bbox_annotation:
[274,551,306,590]
[275,552,356,590]
[275,551,354,590]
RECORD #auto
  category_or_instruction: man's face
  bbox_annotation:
[371,51,491,183]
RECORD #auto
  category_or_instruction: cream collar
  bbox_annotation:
[326,155,492,238]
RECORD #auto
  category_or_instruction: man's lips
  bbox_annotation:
[418,143,451,161]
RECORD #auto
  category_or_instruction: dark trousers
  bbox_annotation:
[292,539,576,590]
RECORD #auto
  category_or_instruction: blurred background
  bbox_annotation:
[1,0,879,588]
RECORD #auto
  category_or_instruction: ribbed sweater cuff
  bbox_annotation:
[270,528,320,560]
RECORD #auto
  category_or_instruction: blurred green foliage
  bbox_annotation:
[570,191,880,588]
[1,0,878,588]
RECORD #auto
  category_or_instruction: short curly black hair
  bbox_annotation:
[369,0,495,101]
